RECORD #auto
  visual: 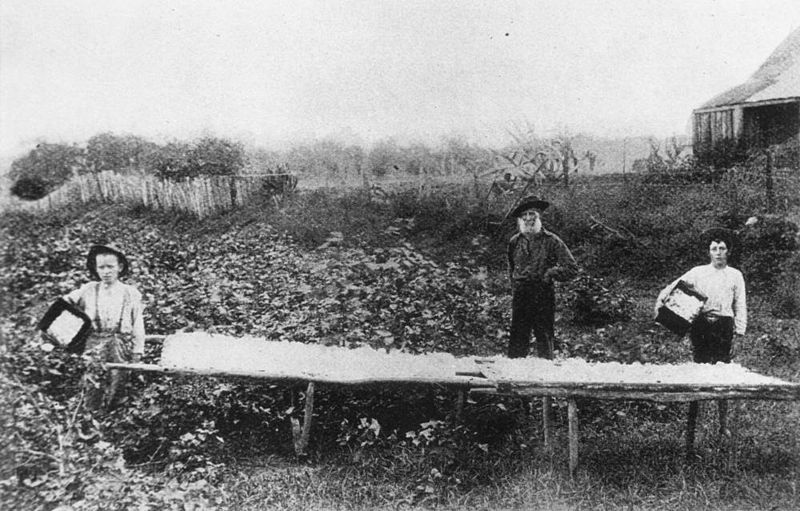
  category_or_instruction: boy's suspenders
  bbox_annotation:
[92,282,129,333]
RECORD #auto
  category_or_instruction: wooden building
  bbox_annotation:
[693,27,800,162]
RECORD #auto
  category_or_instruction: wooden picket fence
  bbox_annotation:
[4,171,297,218]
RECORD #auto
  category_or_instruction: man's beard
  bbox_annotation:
[517,217,542,234]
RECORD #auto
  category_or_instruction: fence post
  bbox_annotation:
[765,149,775,214]
[229,176,237,208]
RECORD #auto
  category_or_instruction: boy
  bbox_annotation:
[63,244,145,409]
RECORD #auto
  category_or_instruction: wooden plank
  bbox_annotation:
[105,363,495,388]
[112,362,800,401]
[493,381,800,401]
[479,385,800,402]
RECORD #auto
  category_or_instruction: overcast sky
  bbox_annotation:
[1,0,799,156]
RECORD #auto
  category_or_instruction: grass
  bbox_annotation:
[215,419,798,510]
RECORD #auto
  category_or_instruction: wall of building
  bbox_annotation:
[693,100,800,163]
[693,108,736,157]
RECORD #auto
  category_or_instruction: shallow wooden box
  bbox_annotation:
[37,298,93,353]
[656,281,707,336]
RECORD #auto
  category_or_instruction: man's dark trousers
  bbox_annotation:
[509,280,555,359]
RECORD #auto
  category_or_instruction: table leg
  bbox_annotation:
[454,389,465,424]
[568,398,579,478]
[686,401,700,458]
[722,400,738,472]
[543,396,554,450]
[291,381,315,456]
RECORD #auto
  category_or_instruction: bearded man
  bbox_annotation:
[506,196,578,359]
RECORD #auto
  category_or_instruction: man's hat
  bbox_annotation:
[86,244,130,280]
[702,227,736,250]
[509,196,550,218]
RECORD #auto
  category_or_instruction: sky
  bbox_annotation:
[1,0,800,156]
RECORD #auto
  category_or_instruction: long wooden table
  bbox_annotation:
[109,333,800,475]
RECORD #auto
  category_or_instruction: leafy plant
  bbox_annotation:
[150,137,246,180]
[9,176,48,201]
[770,273,800,319]
[565,271,633,326]
[86,132,159,173]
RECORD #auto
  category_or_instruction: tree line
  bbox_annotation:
[7,132,503,201]
[9,134,248,200]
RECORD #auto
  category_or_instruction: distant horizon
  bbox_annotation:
[0,127,683,162]
[3,1,798,160]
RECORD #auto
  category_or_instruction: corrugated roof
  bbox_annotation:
[700,26,800,109]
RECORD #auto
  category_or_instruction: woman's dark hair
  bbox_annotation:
[704,228,735,253]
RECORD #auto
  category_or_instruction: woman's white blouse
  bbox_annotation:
[659,264,747,335]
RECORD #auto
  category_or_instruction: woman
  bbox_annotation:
[63,244,145,409]
[656,227,746,454]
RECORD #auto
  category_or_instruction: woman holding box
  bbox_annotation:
[656,227,747,455]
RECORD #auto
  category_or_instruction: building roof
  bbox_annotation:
[699,26,800,109]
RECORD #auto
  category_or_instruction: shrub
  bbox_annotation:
[739,215,799,289]
[740,215,799,252]
[86,132,158,173]
[564,271,633,326]
[695,139,749,169]
[367,139,403,177]
[186,137,246,177]
[284,139,365,179]
[150,137,246,180]
[770,273,800,319]
[9,176,48,200]
[9,143,86,199]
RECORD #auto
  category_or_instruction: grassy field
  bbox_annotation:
[1,174,799,510]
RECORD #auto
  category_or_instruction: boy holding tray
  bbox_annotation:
[62,244,146,409]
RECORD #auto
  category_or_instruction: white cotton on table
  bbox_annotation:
[159,332,477,381]
[158,332,792,387]
[482,357,789,386]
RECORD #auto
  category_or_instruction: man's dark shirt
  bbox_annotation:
[507,228,578,284]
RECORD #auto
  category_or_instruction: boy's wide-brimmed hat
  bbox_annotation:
[510,195,550,218]
[702,227,736,250]
[86,244,130,280]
